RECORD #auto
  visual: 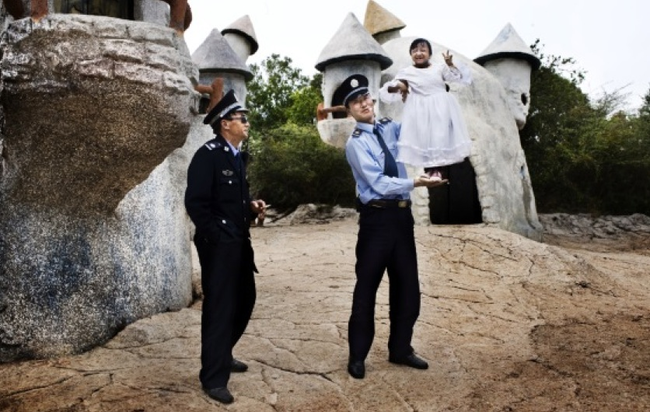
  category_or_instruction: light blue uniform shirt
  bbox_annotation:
[345,119,414,204]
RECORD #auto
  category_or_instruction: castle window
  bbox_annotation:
[54,0,134,19]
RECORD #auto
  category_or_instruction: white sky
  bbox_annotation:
[183,0,650,112]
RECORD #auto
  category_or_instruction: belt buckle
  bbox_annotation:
[398,200,408,208]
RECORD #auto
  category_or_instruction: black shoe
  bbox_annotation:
[231,358,248,373]
[204,387,234,404]
[389,353,429,370]
[348,359,365,379]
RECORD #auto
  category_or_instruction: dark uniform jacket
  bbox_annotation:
[185,135,254,251]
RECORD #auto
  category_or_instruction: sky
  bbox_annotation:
[183,0,650,112]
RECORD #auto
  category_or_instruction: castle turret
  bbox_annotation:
[221,15,259,64]
[363,0,406,45]
[192,28,253,109]
[315,12,392,147]
[474,23,541,130]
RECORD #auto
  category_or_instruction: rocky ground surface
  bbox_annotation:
[2,208,650,412]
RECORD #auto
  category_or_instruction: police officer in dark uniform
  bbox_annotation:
[333,74,447,379]
[185,89,266,404]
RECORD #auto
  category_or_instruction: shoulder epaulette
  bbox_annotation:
[204,141,222,151]
[378,117,392,124]
[352,128,362,138]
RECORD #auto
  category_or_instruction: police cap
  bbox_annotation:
[204,89,249,128]
[332,74,369,108]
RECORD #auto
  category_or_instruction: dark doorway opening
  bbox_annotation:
[429,157,482,224]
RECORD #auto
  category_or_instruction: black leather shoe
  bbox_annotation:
[231,358,248,373]
[348,359,365,379]
[204,387,234,404]
[389,353,429,370]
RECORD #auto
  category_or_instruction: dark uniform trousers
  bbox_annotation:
[348,205,421,361]
[195,236,256,389]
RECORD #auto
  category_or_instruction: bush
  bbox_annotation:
[247,123,356,212]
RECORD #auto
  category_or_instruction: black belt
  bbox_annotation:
[364,199,411,209]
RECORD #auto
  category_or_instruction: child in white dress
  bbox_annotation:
[379,38,472,180]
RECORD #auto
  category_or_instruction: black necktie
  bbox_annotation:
[373,127,398,177]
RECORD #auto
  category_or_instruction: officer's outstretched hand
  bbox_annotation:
[414,175,449,188]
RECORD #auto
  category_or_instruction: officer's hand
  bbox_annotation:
[250,200,267,213]
[414,175,448,188]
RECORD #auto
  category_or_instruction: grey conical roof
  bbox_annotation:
[315,12,392,72]
[221,15,259,55]
[474,23,541,70]
[192,28,253,80]
[364,0,406,36]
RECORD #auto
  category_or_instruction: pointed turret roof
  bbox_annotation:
[192,28,253,81]
[315,12,392,72]
[221,15,259,55]
[363,0,405,36]
[474,23,541,70]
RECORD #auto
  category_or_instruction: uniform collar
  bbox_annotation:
[217,134,240,156]
[356,122,375,134]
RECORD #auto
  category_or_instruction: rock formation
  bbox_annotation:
[0,13,199,361]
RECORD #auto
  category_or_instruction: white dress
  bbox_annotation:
[379,63,472,168]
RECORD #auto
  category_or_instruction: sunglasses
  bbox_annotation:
[228,114,248,124]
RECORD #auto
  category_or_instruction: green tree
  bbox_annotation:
[247,123,355,210]
[601,87,650,214]
[521,41,650,215]
[520,40,596,212]
[246,54,310,132]
[286,73,323,125]
[245,57,354,212]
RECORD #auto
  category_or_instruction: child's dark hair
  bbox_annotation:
[409,38,432,55]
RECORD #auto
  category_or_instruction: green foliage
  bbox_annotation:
[286,73,323,125]
[245,57,352,211]
[246,54,311,132]
[247,124,355,211]
[520,41,650,215]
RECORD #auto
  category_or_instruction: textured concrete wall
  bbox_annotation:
[482,58,533,130]
[134,0,169,26]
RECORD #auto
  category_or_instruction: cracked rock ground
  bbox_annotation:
[2,217,650,411]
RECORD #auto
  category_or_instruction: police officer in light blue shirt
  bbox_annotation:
[345,117,412,204]
[333,74,447,380]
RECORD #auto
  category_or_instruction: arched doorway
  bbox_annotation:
[54,0,134,19]
[429,158,482,224]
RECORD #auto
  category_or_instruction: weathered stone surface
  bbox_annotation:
[540,213,650,253]
[0,14,203,362]
[1,217,649,411]
[0,14,196,213]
